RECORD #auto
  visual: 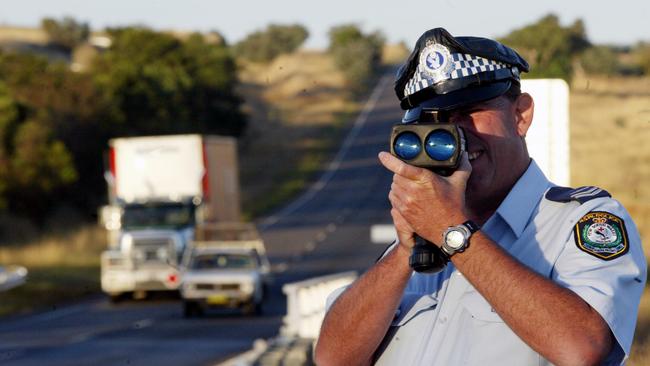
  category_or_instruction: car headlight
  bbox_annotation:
[240,282,254,294]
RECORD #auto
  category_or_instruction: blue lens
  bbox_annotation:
[393,132,421,160]
[425,130,457,161]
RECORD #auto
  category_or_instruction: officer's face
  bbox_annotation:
[449,94,533,210]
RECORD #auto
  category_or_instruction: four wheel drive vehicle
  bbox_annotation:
[180,223,271,317]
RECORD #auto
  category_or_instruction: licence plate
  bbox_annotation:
[206,294,229,305]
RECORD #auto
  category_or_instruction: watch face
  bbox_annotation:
[446,230,466,249]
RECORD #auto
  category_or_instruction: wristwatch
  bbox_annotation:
[441,220,480,257]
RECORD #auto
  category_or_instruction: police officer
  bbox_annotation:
[314,28,647,365]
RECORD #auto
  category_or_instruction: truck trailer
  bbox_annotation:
[99,134,240,301]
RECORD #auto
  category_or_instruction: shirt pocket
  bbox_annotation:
[459,291,540,366]
[460,291,503,323]
[374,294,438,365]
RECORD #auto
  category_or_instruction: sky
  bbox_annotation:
[1,0,648,49]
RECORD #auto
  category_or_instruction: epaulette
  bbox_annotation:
[545,186,611,204]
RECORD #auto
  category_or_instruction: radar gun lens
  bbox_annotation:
[424,130,457,161]
[393,132,422,160]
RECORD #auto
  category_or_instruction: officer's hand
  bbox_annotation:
[390,207,416,250]
[379,151,472,246]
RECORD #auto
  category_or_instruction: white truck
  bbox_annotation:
[99,134,241,301]
[180,222,271,316]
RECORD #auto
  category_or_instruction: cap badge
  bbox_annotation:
[419,43,453,83]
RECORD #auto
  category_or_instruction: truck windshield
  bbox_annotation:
[122,203,194,230]
[191,253,256,270]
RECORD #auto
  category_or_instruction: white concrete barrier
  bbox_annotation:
[370,224,397,244]
[521,79,570,186]
[0,265,28,292]
[281,271,357,339]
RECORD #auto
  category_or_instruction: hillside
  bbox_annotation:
[237,51,360,217]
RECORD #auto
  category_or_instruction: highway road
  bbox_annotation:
[0,74,403,366]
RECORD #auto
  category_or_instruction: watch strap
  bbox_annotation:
[463,220,480,233]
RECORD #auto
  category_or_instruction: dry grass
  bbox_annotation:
[382,43,410,66]
[237,51,359,218]
[0,225,105,267]
[570,75,650,362]
[0,26,48,44]
[0,224,105,317]
[629,289,650,365]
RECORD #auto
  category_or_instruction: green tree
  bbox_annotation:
[0,80,20,209]
[235,24,309,62]
[93,27,246,137]
[579,46,621,76]
[0,51,107,217]
[328,25,364,51]
[41,16,90,52]
[0,28,248,223]
[499,14,590,80]
[4,120,77,220]
[632,42,650,75]
[328,24,385,96]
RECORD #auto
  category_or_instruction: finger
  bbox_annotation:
[390,181,409,201]
[390,208,415,248]
[390,182,417,210]
[393,172,438,189]
[378,151,425,180]
[446,151,472,186]
[391,207,414,232]
[388,189,404,210]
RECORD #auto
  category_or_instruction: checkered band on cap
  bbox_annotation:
[404,53,513,97]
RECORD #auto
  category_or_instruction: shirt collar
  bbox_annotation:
[493,159,551,238]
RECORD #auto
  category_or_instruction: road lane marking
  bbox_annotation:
[131,318,154,330]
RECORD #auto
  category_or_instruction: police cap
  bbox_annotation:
[395,27,529,122]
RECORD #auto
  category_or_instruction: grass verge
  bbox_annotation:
[629,288,650,364]
[0,265,99,317]
[0,224,104,317]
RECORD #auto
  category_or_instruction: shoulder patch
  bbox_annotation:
[546,186,611,204]
[573,211,629,260]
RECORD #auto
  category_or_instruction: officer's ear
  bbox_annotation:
[514,92,534,138]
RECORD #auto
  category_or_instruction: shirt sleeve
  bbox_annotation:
[551,198,647,364]
[326,240,399,311]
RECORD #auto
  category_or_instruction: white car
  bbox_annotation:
[180,246,270,316]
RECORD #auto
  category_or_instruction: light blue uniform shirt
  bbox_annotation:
[370,160,647,365]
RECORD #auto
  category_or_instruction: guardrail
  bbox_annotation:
[281,271,358,339]
[0,265,28,292]
[218,271,359,366]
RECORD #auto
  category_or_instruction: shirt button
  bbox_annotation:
[439,316,448,324]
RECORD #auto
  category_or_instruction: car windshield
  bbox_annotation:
[190,253,257,270]
[122,202,194,229]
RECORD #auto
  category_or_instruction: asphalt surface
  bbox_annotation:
[0,74,402,366]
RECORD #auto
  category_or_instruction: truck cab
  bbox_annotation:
[101,200,197,300]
